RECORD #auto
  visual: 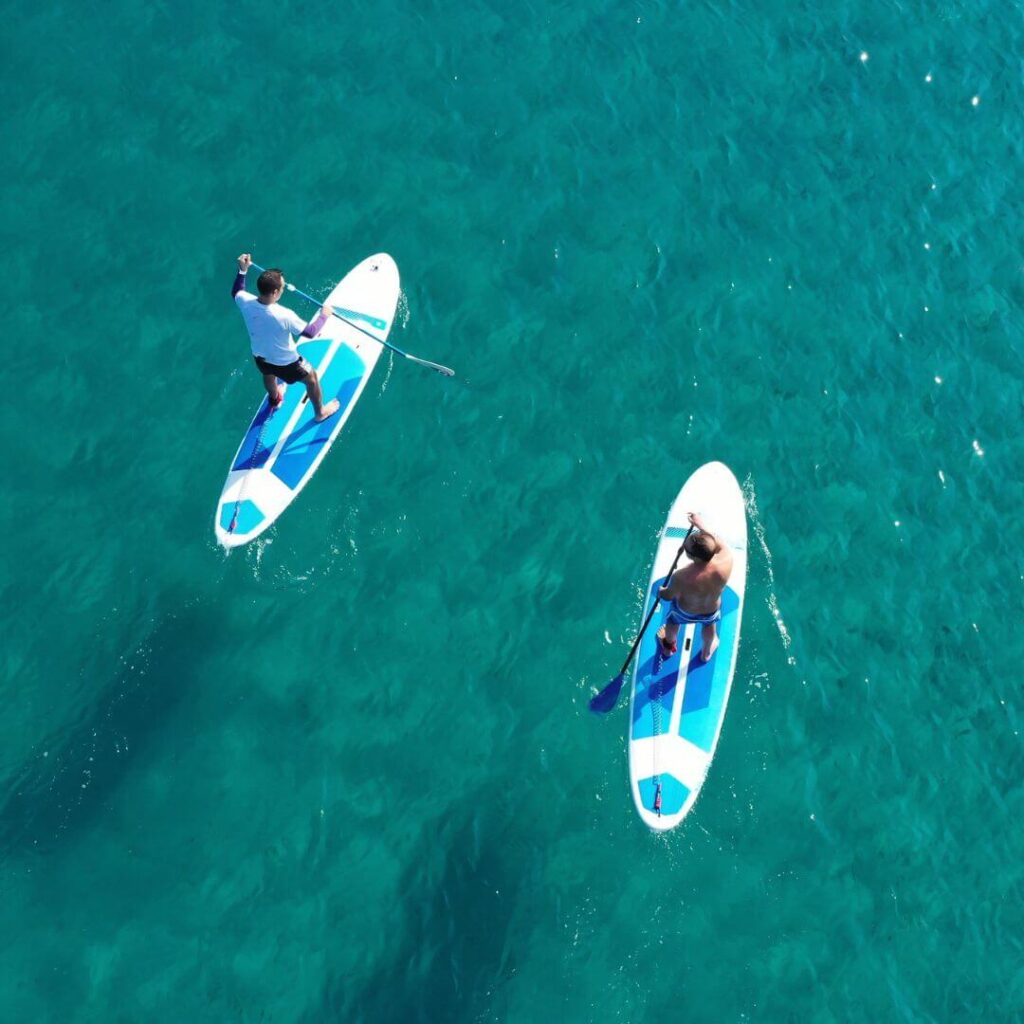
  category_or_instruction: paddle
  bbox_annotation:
[588,525,694,714]
[248,261,455,377]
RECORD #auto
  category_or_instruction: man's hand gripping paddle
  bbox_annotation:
[249,261,455,377]
[588,526,694,714]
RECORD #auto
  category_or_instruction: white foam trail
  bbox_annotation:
[379,349,395,394]
[396,289,411,331]
[743,476,795,661]
[251,535,272,576]
[378,290,409,395]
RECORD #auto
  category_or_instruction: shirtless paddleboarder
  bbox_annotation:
[655,512,733,663]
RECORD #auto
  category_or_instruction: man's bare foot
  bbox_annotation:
[269,385,287,409]
[314,398,340,422]
[656,625,678,658]
[700,635,719,662]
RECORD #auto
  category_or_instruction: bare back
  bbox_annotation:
[664,542,733,615]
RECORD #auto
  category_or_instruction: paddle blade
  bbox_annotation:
[589,673,626,714]
[407,354,455,377]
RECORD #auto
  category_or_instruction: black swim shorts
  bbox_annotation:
[254,355,313,384]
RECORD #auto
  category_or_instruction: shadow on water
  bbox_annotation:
[307,809,522,1024]
[0,602,216,858]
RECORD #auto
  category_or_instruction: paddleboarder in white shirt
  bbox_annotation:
[655,512,733,662]
[232,253,340,422]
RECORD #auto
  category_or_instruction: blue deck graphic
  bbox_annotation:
[232,340,331,472]
[230,340,366,491]
[679,587,740,751]
[218,498,264,535]
[637,774,689,816]
[631,580,740,746]
[270,345,365,490]
[631,578,678,741]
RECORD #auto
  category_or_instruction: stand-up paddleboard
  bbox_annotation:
[215,254,400,549]
[628,461,747,831]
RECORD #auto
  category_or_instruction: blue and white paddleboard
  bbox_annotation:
[628,461,747,830]
[215,254,400,549]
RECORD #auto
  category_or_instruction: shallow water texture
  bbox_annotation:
[3,0,1024,1020]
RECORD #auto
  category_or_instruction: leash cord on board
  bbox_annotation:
[651,640,664,817]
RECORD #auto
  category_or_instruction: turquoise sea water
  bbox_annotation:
[3,0,1024,1019]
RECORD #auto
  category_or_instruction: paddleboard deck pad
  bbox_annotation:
[628,461,747,830]
[215,254,399,548]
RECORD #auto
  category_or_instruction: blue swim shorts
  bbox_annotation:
[665,600,721,626]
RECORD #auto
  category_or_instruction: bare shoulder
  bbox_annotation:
[715,546,734,581]
[669,562,696,590]
[668,564,688,588]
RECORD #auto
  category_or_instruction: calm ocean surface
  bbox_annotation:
[3,0,1023,1020]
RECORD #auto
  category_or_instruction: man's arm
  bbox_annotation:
[688,511,709,532]
[658,568,682,601]
[688,511,723,551]
[298,304,335,339]
[233,253,252,298]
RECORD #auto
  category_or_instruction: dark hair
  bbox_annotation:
[257,268,285,297]
[687,532,718,563]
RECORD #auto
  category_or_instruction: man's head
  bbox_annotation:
[685,531,718,563]
[257,268,286,298]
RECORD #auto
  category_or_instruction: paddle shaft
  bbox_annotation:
[247,262,455,377]
[615,526,694,677]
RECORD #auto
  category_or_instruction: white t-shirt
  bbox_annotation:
[234,290,307,365]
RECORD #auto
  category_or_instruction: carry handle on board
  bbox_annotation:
[588,526,695,714]
[247,261,455,377]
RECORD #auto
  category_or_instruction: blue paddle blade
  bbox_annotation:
[589,673,626,714]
